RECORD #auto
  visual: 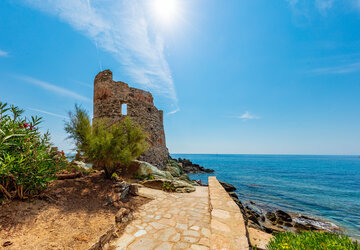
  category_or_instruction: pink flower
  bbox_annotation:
[23,123,30,128]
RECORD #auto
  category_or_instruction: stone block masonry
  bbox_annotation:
[208,176,250,249]
[93,70,169,169]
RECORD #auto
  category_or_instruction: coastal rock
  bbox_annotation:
[293,222,311,231]
[275,210,292,223]
[166,160,183,177]
[172,158,214,174]
[265,212,277,223]
[171,180,196,193]
[228,192,239,200]
[134,161,173,180]
[179,174,191,181]
[141,179,195,193]
[219,181,237,192]
[248,227,273,250]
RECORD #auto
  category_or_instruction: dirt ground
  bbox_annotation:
[0,171,149,250]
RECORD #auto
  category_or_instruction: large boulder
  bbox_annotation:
[134,161,173,180]
[165,160,182,177]
[141,179,196,193]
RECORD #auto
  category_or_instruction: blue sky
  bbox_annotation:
[1,0,360,155]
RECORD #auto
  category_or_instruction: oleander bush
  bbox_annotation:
[64,105,148,178]
[267,231,360,250]
[0,102,65,200]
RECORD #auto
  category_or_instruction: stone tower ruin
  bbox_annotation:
[93,70,169,169]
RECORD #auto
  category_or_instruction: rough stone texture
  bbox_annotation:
[140,179,196,193]
[93,70,169,169]
[208,176,250,250]
[110,186,211,249]
[247,227,272,250]
[134,161,173,180]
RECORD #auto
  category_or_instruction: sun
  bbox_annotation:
[152,0,178,23]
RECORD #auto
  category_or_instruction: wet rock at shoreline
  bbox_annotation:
[228,192,239,200]
[275,210,292,223]
[218,179,342,236]
[172,158,215,174]
[265,212,277,223]
[219,181,237,192]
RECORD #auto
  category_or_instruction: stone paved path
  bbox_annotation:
[113,186,211,250]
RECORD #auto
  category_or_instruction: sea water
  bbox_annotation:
[171,154,360,238]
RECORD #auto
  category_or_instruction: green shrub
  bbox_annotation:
[267,231,359,250]
[0,102,65,200]
[65,105,148,178]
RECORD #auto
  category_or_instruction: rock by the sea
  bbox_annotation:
[141,179,195,193]
[172,158,214,174]
[135,161,173,180]
[219,181,237,192]
[265,212,277,223]
[275,210,292,223]
[165,160,183,177]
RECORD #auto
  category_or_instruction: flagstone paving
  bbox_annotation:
[113,186,211,250]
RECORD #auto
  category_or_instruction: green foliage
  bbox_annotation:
[0,102,65,200]
[133,172,155,180]
[65,105,148,178]
[267,231,359,250]
[162,181,175,192]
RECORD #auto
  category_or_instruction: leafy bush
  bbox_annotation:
[0,102,64,200]
[267,231,360,250]
[65,105,148,178]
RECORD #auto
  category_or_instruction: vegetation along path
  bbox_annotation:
[110,186,211,250]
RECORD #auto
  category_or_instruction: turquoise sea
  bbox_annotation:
[171,154,360,238]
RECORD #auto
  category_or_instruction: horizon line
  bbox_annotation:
[169,153,359,156]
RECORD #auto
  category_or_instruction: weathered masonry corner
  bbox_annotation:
[93,70,169,169]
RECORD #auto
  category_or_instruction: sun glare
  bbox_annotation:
[152,0,178,23]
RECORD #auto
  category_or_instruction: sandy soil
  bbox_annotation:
[0,172,148,250]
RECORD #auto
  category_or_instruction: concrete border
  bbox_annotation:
[208,176,250,250]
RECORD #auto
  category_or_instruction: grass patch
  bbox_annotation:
[267,231,359,250]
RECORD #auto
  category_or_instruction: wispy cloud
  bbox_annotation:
[23,0,178,112]
[17,75,91,102]
[167,108,180,115]
[312,62,360,74]
[232,111,261,121]
[28,107,68,119]
[0,49,8,57]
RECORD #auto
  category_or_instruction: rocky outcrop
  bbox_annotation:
[134,161,173,180]
[132,160,197,193]
[165,160,182,177]
[219,180,342,235]
[141,179,196,193]
[171,158,214,174]
[219,181,236,192]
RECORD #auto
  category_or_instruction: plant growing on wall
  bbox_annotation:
[65,105,148,178]
[0,102,65,200]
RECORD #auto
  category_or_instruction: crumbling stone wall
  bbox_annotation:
[93,70,169,169]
